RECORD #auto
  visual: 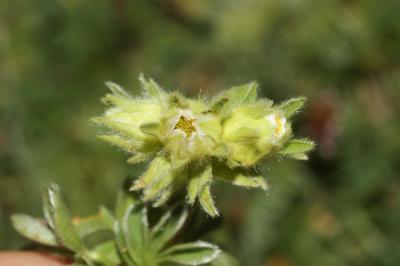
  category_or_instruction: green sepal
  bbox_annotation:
[96,134,140,154]
[139,74,167,107]
[232,174,268,190]
[130,156,171,191]
[168,92,190,108]
[212,82,258,118]
[105,81,131,99]
[127,153,149,164]
[11,214,58,246]
[288,153,309,160]
[278,138,315,155]
[214,162,268,190]
[187,164,212,204]
[140,122,162,138]
[152,185,174,207]
[91,117,144,141]
[199,184,219,217]
[142,171,174,202]
[278,97,306,118]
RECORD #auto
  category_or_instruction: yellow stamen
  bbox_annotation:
[274,116,284,137]
[174,116,197,138]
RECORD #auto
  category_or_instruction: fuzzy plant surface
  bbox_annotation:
[12,183,232,266]
[92,75,314,217]
[12,76,313,266]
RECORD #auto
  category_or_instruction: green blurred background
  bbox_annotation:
[1,0,400,265]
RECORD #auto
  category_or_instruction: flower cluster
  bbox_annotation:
[92,75,314,216]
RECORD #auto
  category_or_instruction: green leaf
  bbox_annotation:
[160,241,221,266]
[115,185,138,221]
[150,205,188,253]
[73,207,114,238]
[278,139,315,155]
[199,184,219,217]
[114,221,136,266]
[121,204,149,264]
[88,241,121,266]
[214,82,258,118]
[278,97,306,118]
[139,74,167,107]
[42,183,86,253]
[11,214,58,246]
[208,252,239,266]
[115,182,146,264]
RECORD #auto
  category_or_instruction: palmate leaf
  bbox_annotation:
[115,205,147,265]
[114,221,136,266]
[124,205,149,263]
[88,241,121,266]
[114,185,148,265]
[11,214,58,246]
[73,207,114,239]
[159,241,221,266]
[42,184,86,253]
[150,205,188,253]
[13,181,226,266]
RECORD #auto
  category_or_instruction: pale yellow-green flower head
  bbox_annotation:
[92,75,314,216]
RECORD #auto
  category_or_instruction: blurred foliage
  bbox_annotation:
[0,0,399,265]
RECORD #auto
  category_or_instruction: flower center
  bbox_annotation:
[174,115,197,138]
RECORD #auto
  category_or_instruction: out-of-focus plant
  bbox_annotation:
[11,76,313,265]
